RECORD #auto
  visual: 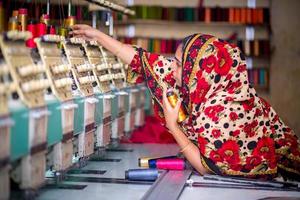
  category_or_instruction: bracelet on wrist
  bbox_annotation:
[180,142,192,153]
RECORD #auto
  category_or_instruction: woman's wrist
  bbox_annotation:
[180,141,192,153]
[168,123,181,134]
[95,31,105,44]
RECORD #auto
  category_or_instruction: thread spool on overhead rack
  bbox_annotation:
[85,0,135,16]
[9,0,134,16]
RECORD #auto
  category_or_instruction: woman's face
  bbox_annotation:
[171,45,183,87]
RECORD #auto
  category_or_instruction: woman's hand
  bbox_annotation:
[70,24,136,64]
[70,24,101,41]
[162,86,181,133]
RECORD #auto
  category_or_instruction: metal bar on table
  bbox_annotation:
[142,170,192,200]
[67,169,106,175]
[88,157,122,162]
[64,175,155,185]
[105,148,133,152]
[44,183,87,190]
[203,174,299,188]
[189,182,300,192]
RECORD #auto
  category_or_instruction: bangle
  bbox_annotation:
[180,142,192,153]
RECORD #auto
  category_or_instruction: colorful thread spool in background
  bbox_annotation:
[36,22,47,37]
[120,37,270,58]
[48,25,56,35]
[64,16,76,29]
[12,10,19,18]
[247,68,268,87]
[18,8,28,32]
[40,14,50,25]
[125,169,158,181]
[58,27,68,48]
[26,19,37,48]
[126,6,269,25]
[8,17,18,31]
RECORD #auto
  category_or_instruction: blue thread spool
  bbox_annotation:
[125,169,158,181]
[148,159,157,168]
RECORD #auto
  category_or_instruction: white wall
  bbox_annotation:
[270,0,300,136]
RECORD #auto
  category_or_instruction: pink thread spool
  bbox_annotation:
[40,14,50,25]
[36,22,47,37]
[48,25,56,34]
[156,158,185,170]
[26,19,37,48]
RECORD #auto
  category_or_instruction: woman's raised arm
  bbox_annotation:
[71,24,136,64]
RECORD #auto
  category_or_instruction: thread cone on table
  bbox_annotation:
[125,169,158,181]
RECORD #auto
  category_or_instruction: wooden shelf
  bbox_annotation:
[114,20,269,40]
[114,0,270,8]
[14,0,89,6]
[115,19,269,28]
[13,0,134,15]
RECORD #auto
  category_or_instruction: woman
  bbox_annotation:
[71,25,300,180]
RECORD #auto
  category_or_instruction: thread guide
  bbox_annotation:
[63,38,95,97]
[0,31,49,108]
[83,42,112,93]
[36,35,74,101]
[0,54,12,115]
[101,47,126,90]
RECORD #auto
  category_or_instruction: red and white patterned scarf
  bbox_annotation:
[127,34,300,179]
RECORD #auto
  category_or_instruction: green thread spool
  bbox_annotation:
[185,8,195,22]
[148,38,154,52]
[58,27,68,49]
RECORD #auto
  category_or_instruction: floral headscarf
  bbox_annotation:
[127,34,300,180]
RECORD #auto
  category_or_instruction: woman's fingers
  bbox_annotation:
[71,24,83,30]
[162,86,170,109]
[71,29,86,35]
[71,24,90,30]
[163,86,178,112]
